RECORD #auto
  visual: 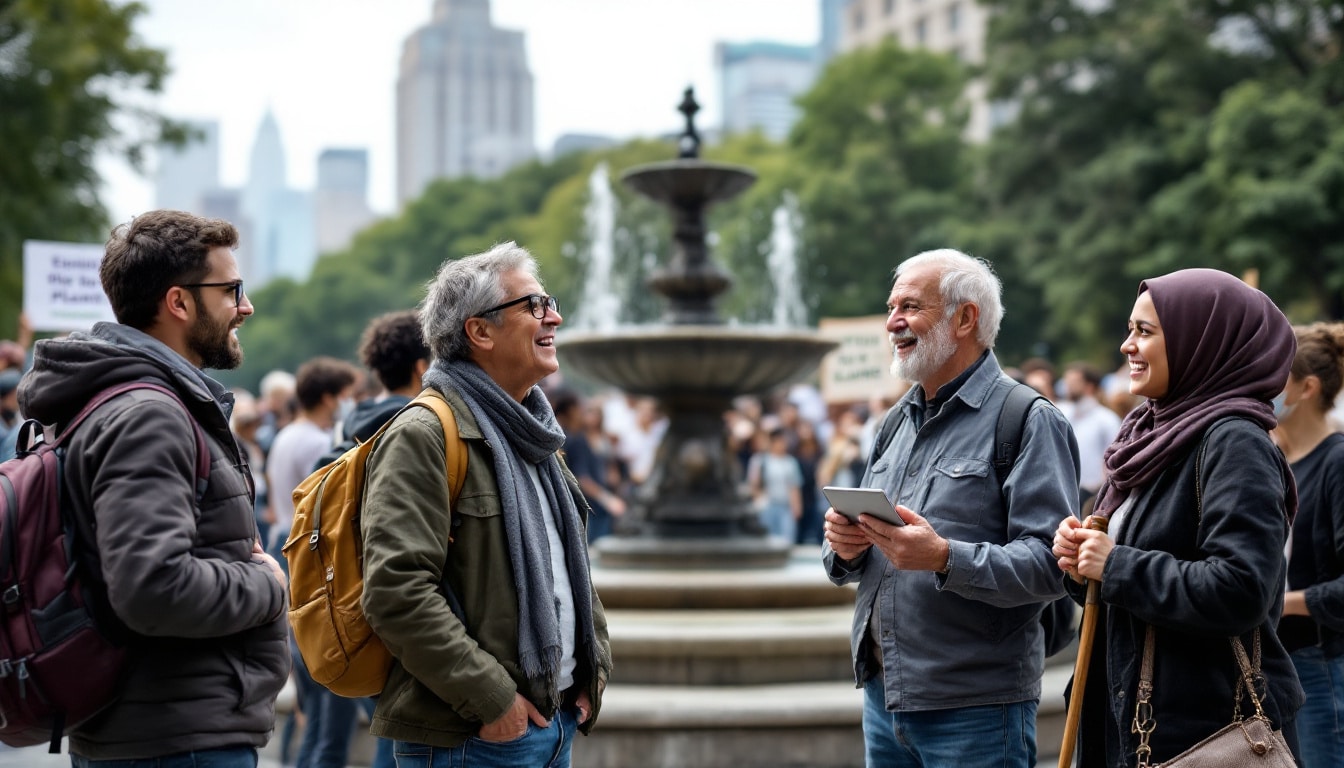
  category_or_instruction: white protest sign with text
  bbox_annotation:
[23,240,115,332]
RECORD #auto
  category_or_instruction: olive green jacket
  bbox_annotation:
[360,387,612,746]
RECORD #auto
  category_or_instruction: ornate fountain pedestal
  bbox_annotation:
[558,90,837,569]
[559,326,837,568]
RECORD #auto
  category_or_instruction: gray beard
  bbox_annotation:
[890,319,956,385]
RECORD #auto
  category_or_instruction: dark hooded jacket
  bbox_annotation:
[18,322,289,759]
[311,395,413,473]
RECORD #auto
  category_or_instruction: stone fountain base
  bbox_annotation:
[573,549,864,768]
[593,534,794,570]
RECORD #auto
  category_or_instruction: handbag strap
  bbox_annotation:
[1132,626,1268,767]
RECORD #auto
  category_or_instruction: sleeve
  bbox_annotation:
[1304,441,1344,632]
[81,396,284,637]
[359,410,516,725]
[822,541,870,584]
[1102,422,1289,635]
[939,400,1078,607]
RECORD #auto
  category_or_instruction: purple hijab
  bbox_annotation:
[1093,268,1297,521]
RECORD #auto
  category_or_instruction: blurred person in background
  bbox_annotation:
[1019,357,1058,402]
[256,369,297,455]
[1059,362,1122,510]
[553,390,626,542]
[229,390,270,546]
[793,419,826,545]
[748,427,804,542]
[1274,322,1344,768]
[0,369,22,462]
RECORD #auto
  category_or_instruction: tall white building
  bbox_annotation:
[839,0,997,141]
[315,149,376,255]
[396,0,535,206]
[242,110,315,284]
[715,42,819,141]
[154,120,220,213]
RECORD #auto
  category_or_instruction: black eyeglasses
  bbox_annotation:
[180,281,245,307]
[473,293,559,320]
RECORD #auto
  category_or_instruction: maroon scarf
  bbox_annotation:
[1093,268,1297,521]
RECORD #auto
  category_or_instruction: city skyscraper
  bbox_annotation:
[396,0,535,206]
[715,41,819,141]
[315,148,375,255]
[242,109,315,284]
[154,119,220,213]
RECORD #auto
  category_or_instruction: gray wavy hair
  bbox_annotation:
[895,248,1003,349]
[420,241,539,362]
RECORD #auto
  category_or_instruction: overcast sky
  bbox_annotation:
[98,0,821,222]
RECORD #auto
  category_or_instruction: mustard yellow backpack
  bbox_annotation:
[283,389,466,697]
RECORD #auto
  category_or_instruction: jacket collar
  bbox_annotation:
[899,349,1001,421]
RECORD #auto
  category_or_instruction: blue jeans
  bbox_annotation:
[392,708,578,768]
[1292,646,1344,768]
[862,675,1036,768]
[70,746,257,767]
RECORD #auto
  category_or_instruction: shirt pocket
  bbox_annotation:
[924,456,991,534]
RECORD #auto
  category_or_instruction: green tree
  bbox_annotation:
[0,0,187,339]
[983,0,1344,361]
[787,42,980,326]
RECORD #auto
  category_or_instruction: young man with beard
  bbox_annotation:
[359,242,611,767]
[822,248,1079,768]
[17,210,289,765]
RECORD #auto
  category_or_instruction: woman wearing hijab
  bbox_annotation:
[1053,268,1305,765]
[1274,323,1344,768]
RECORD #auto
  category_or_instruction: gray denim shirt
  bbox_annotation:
[824,353,1079,711]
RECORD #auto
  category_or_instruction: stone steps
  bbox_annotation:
[606,605,853,685]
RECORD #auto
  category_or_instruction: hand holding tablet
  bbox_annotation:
[822,486,905,527]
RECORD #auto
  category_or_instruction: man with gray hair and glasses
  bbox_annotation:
[822,248,1079,767]
[359,242,612,767]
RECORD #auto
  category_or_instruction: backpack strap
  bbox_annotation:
[57,382,211,502]
[408,389,468,506]
[992,382,1044,494]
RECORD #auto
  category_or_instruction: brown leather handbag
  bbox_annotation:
[1131,625,1295,768]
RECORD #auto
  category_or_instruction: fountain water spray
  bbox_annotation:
[768,191,807,328]
[574,162,621,332]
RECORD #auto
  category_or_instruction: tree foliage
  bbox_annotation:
[983,0,1344,362]
[0,0,187,339]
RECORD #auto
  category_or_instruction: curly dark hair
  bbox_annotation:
[100,210,240,329]
[359,310,429,391]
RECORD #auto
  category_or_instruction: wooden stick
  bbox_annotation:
[1058,516,1109,768]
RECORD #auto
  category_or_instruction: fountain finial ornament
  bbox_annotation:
[677,87,701,159]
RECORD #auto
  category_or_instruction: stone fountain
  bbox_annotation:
[558,88,839,569]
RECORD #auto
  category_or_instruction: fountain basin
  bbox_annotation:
[557,326,838,398]
[622,160,756,207]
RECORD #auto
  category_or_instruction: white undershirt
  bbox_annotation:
[525,463,576,692]
[1106,492,1139,541]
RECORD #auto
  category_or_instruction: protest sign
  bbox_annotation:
[23,240,115,332]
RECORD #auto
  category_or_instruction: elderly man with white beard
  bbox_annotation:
[822,249,1080,768]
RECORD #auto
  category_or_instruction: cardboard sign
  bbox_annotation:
[23,240,116,332]
[817,315,907,404]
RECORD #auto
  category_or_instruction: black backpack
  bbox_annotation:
[872,382,1077,657]
[0,381,210,751]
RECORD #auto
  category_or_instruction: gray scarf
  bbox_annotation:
[423,359,598,703]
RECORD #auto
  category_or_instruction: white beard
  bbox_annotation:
[890,316,957,385]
